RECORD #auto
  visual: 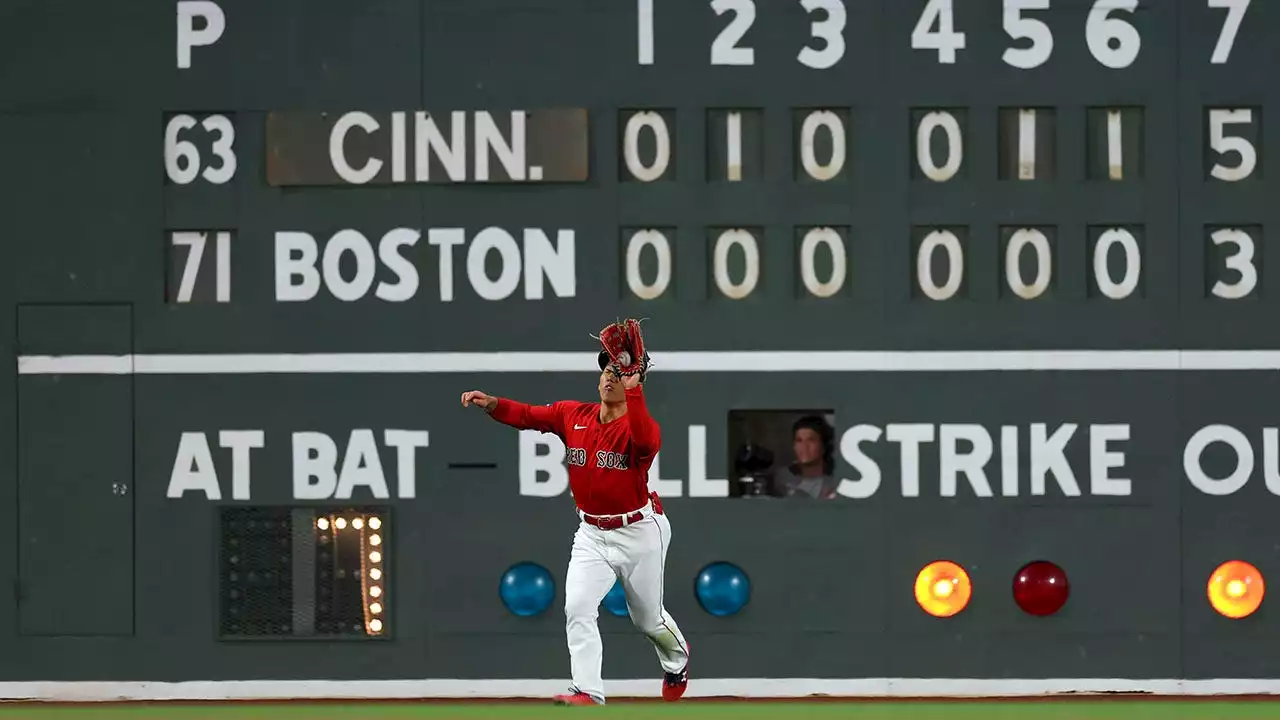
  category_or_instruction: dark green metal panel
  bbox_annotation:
[16,305,134,636]
[0,295,14,641]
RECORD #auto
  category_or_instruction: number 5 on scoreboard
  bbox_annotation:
[168,231,231,303]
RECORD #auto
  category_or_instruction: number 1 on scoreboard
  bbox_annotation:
[638,0,654,65]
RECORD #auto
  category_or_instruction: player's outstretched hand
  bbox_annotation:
[460,390,497,412]
[621,373,642,391]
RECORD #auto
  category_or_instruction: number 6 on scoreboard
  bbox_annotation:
[1086,0,1140,69]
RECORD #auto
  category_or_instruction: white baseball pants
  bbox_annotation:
[563,509,690,701]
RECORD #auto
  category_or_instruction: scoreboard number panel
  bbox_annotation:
[913,227,970,302]
[163,113,238,186]
[707,228,765,301]
[795,227,853,300]
[997,108,1057,181]
[167,231,233,304]
[1206,226,1261,301]
[1084,107,1144,181]
[1000,227,1056,301]
[1205,108,1261,183]
[620,110,678,182]
[912,109,967,182]
[793,109,851,182]
[621,229,677,301]
[1088,227,1145,301]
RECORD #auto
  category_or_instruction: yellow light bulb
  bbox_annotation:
[369,551,381,563]
[1227,579,1246,598]
[369,619,383,633]
[316,518,329,531]
[370,534,381,546]
[370,603,382,615]
[914,561,972,618]
[1208,560,1265,619]
[370,568,382,581]
[369,517,382,530]
[352,518,364,530]
[335,518,347,530]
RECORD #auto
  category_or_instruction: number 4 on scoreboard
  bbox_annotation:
[911,0,966,65]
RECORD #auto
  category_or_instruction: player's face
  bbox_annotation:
[598,369,624,402]
[793,428,823,466]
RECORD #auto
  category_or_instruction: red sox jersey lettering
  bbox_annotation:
[489,386,659,516]
[565,448,629,472]
[596,451,629,471]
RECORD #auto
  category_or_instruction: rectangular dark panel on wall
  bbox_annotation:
[15,304,134,636]
[217,505,391,641]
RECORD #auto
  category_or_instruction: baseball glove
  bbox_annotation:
[595,318,650,381]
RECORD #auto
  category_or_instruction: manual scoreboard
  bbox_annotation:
[122,0,1274,354]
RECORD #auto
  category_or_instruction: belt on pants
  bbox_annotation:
[580,497,661,530]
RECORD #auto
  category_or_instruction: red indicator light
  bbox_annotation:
[1012,560,1069,616]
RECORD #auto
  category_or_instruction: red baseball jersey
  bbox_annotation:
[489,386,660,516]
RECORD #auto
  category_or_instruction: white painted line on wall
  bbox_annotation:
[16,350,1280,376]
[0,678,1277,701]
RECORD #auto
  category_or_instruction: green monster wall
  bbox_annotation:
[2,0,1279,699]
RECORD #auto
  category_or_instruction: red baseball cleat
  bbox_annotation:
[662,665,689,702]
[553,690,602,706]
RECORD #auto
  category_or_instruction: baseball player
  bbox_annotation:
[460,319,690,706]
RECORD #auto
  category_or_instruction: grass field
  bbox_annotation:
[3,701,1279,720]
